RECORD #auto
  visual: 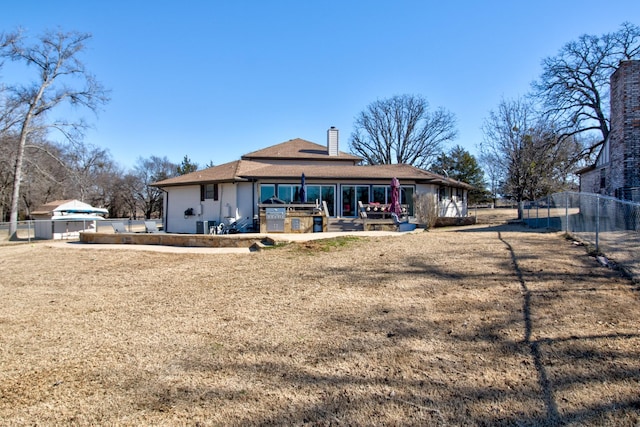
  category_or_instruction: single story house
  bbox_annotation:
[153,127,474,233]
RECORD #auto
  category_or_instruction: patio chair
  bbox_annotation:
[209,223,218,235]
[216,223,227,234]
[358,201,368,219]
[145,221,160,233]
[111,222,127,233]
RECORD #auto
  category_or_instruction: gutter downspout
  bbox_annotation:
[159,188,168,232]
[252,179,256,224]
[218,184,224,223]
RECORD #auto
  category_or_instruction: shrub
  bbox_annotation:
[413,193,438,229]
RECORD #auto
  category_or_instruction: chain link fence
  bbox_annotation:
[0,219,162,242]
[524,191,640,280]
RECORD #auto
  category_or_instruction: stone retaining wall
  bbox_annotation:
[435,216,477,227]
[80,232,262,248]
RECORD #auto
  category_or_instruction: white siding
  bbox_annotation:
[217,183,238,225]
[415,184,467,218]
[163,180,467,233]
[236,182,256,222]
[415,183,437,196]
[165,185,200,233]
[165,183,243,233]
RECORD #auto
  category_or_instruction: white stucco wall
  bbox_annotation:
[415,183,437,196]
[236,182,257,223]
[209,182,237,225]
[439,198,467,217]
[164,183,253,233]
[414,184,467,218]
[163,180,467,233]
[164,185,201,233]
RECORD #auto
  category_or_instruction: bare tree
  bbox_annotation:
[63,142,114,205]
[0,133,69,220]
[478,150,503,207]
[89,166,138,219]
[20,140,70,215]
[533,22,640,144]
[481,97,582,218]
[0,29,109,236]
[349,94,457,168]
[0,133,18,221]
[116,173,142,218]
[133,156,177,219]
[0,31,20,134]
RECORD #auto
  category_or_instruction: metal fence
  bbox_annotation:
[524,191,640,279]
[0,218,162,242]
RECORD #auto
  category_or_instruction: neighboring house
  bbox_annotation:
[31,199,108,240]
[30,199,109,220]
[153,127,474,233]
[579,60,640,201]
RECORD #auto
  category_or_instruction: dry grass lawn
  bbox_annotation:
[1,209,639,425]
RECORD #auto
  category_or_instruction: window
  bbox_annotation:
[372,186,387,204]
[278,185,302,203]
[305,185,336,216]
[260,183,335,215]
[600,168,606,189]
[439,187,450,201]
[341,185,369,217]
[401,186,414,215]
[200,183,218,201]
[321,185,336,216]
[306,185,321,203]
[260,184,275,202]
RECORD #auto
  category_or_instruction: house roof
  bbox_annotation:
[577,139,606,174]
[31,199,77,215]
[31,199,108,216]
[241,138,361,162]
[152,137,474,189]
[154,160,474,189]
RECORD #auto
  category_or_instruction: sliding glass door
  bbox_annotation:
[306,185,336,216]
[341,185,369,217]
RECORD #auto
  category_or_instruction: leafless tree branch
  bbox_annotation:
[349,94,457,168]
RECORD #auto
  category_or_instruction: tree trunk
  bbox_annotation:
[517,200,524,220]
[8,121,31,239]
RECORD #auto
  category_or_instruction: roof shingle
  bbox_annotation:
[242,138,361,162]
[152,138,473,189]
[154,160,473,189]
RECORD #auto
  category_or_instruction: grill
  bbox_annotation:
[265,207,286,232]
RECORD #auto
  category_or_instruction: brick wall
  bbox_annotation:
[581,60,640,200]
[609,60,640,199]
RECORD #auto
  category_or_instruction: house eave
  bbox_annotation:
[576,164,596,175]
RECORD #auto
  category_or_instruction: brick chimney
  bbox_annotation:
[609,60,640,198]
[327,126,339,156]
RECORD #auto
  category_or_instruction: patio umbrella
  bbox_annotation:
[390,177,402,217]
[299,172,307,203]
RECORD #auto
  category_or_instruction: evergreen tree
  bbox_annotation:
[176,155,199,175]
[430,145,489,204]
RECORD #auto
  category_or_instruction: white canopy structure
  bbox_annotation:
[32,200,108,240]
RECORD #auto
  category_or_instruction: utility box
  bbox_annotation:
[196,220,215,234]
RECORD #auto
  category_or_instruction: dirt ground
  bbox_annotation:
[1,209,639,426]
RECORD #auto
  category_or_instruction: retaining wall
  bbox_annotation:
[80,232,262,248]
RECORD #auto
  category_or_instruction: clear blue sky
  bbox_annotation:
[2,1,639,170]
